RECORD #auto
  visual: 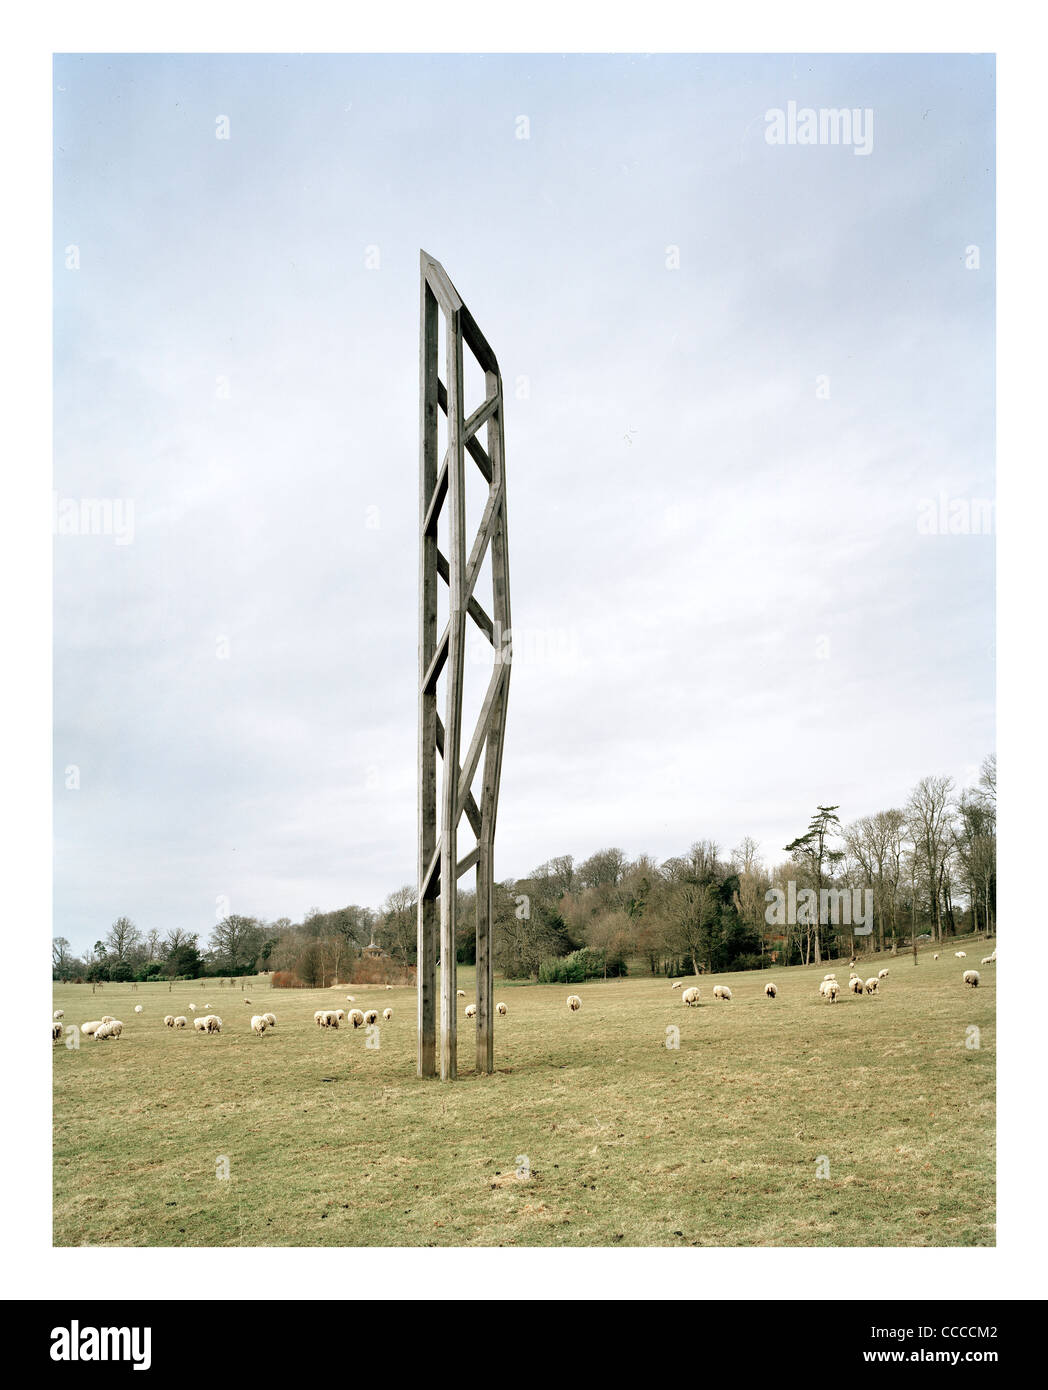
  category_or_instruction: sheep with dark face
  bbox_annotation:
[496,1002,507,1015]
[864,978,879,995]
[173,1016,188,1029]
[164,1015,175,1028]
[963,970,980,988]
[567,995,582,1012]
[52,1022,63,1041]
[764,983,777,998]
[464,1004,477,1020]
[349,1009,365,1028]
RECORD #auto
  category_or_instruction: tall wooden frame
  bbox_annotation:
[417,252,511,1080]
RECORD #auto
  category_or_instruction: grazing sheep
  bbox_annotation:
[250,1014,268,1036]
[134,1005,144,1014]
[173,1016,188,1029]
[933,953,940,960]
[713,985,732,1001]
[262,1012,276,1028]
[95,1019,124,1039]
[764,982,777,998]
[81,1020,102,1035]
[682,986,701,1006]
[457,990,466,998]
[345,996,355,1003]
[823,973,837,982]
[101,1016,114,1024]
[864,978,879,995]
[383,1007,393,1021]
[189,1003,196,1012]
[849,977,864,994]
[163,1015,175,1028]
[955,952,967,959]
[206,1015,223,1033]
[464,1004,477,1020]
[671,981,682,989]
[314,1010,325,1026]
[823,981,840,1003]
[567,994,582,1012]
[334,1009,346,1022]
[52,1022,63,1041]
[963,969,980,988]
[320,1011,339,1028]
[981,956,994,965]
[348,1009,365,1028]
[496,1001,507,1015]
[386,985,393,991]
[244,999,251,1004]
[194,1016,208,1032]
[363,1009,378,1026]
[878,968,889,979]
[53,1010,64,1021]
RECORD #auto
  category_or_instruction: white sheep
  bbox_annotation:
[864,978,879,995]
[457,989,466,998]
[334,1009,346,1022]
[101,1016,114,1024]
[933,953,939,960]
[963,969,980,988]
[53,1010,64,1020]
[955,951,967,959]
[496,1002,507,1015]
[981,956,994,965]
[189,1003,196,1012]
[95,1019,124,1039]
[250,1014,268,1036]
[133,1004,143,1014]
[314,1010,325,1026]
[320,1011,339,1028]
[878,968,889,979]
[682,986,700,1006]
[363,1009,378,1025]
[208,1015,223,1033]
[764,982,777,998]
[194,1016,208,1032]
[345,996,355,1003]
[383,1007,393,1021]
[52,1021,63,1041]
[823,973,837,982]
[163,1015,175,1028]
[567,994,582,1011]
[849,977,864,994]
[173,1016,188,1029]
[671,981,682,989]
[263,1012,276,1028]
[81,1020,102,1035]
[386,985,393,991]
[349,1009,365,1028]
[464,1004,477,1020]
[712,985,732,1001]
[823,981,840,1002]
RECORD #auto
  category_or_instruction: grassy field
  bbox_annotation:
[52,944,995,1247]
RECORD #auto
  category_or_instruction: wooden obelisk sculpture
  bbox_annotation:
[417,252,511,1081]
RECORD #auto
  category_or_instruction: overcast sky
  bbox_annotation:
[53,53,994,954]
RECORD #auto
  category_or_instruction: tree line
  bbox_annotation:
[53,756,995,984]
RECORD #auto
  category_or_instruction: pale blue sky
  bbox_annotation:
[54,53,994,952]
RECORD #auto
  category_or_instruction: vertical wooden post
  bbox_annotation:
[416,274,438,1078]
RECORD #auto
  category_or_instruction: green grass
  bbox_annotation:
[52,945,995,1247]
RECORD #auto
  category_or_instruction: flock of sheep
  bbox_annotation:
[666,950,995,1008]
[52,946,995,1046]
